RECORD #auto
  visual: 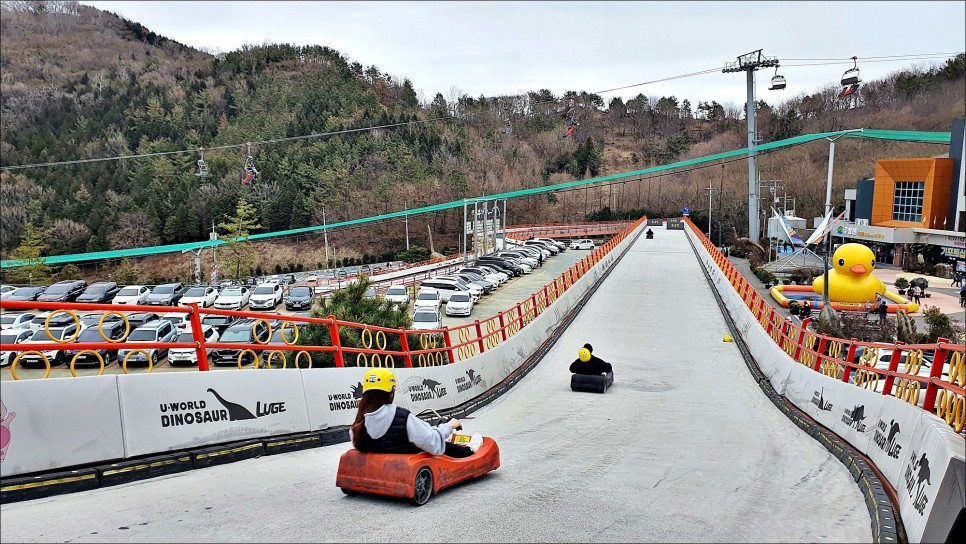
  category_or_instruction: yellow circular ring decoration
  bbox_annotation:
[45,309,81,343]
[355,352,369,367]
[264,350,286,369]
[935,390,965,433]
[11,351,51,380]
[947,351,965,386]
[361,328,373,349]
[70,350,105,377]
[901,350,924,376]
[417,353,427,367]
[370,353,383,368]
[375,330,387,351]
[278,320,299,345]
[294,350,313,369]
[235,349,259,368]
[383,354,396,368]
[893,379,921,406]
[99,311,131,343]
[250,319,272,345]
[122,349,154,374]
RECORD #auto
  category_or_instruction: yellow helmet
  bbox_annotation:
[362,367,397,393]
[578,348,591,362]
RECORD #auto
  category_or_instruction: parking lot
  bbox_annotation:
[0,244,596,381]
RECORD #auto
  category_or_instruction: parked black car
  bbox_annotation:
[211,318,272,366]
[145,283,187,306]
[285,286,314,311]
[477,257,523,276]
[76,281,121,303]
[201,314,238,335]
[64,321,128,366]
[280,274,296,285]
[36,280,87,302]
[3,286,47,302]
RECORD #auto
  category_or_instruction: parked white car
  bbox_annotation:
[180,286,219,308]
[18,324,79,367]
[160,312,192,331]
[1,312,36,331]
[249,283,283,310]
[444,292,474,317]
[384,285,411,305]
[1,328,34,367]
[168,325,220,366]
[0,285,16,298]
[113,285,151,305]
[410,309,443,331]
[412,288,442,313]
[214,286,251,310]
[570,239,596,250]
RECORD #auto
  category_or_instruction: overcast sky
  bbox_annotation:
[81,1,964,109]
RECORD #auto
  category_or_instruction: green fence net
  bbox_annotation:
[1,128,952,268]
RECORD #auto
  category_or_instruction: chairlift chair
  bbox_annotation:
[241,143,258,185]
[768,65,786,91]
[195,147,209,177]
[841,56,861,86]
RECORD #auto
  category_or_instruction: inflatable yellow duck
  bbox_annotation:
[812,243,886,303]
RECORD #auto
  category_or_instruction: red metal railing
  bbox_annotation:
[684,218,966,434]
[1,217,646,381]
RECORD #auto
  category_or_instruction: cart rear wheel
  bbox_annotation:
[341,487,359,496]
[412,467,433,506]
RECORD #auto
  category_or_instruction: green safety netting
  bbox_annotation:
[2,128,952,268]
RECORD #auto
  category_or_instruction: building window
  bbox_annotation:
[892,181,924,222]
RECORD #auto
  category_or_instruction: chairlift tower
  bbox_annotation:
[723,49,779,242]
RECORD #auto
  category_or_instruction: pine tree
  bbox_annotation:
[217,199,263,282]
[4,222,52,284]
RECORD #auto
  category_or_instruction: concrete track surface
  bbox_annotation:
[0,230,872,543]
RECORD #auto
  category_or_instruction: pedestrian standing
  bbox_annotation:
[911,284,922,305]
[952,271,963,288]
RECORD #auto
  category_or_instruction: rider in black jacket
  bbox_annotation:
[569,343,613,375]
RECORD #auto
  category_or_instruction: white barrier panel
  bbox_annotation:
[896,410,965,543]
[686,227,965,544]
[299,366,370,430]
[0,376,125,478]
[117,371,311,458]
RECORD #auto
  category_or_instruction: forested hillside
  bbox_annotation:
[1,1,963,282]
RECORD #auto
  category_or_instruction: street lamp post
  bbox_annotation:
[824,129,864,215]
[704,183,719,240]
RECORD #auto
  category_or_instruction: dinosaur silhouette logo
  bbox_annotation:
[207,388,256,420]
[0,401,16,461]
[841,404,866,431]
[811,388,833,411]
[873,418,902,458]
[904,450,932,515]
[350,382,363,399]
[422,378,444,398]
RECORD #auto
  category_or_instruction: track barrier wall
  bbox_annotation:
[0,219,644,485]
[683,218,964,544]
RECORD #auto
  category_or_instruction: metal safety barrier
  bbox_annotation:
[684,218,966,434]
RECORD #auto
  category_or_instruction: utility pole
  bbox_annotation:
[209,221,218,286]
[723,49,779,241]
[322,207,330,267]
[404,207,410,251]
[182,248,203,285]
[703,183,719,239]
[824,129,864,215]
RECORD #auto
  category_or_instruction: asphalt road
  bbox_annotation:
[0,230,871,543]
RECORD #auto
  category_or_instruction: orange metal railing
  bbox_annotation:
[1,217,645,381]
[684,218,966,433]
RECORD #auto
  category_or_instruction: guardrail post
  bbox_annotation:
[923,337,952,412]
[842,339,859,382]
[882,341,905,396]
[442,327,455,364]
[794,319,810,361]
[498,313,507,341]
[516,303,525,330]
[328,315,345,368]
[474,320,486,352]
[186,303,209,371]
[399,328,413,368]
[815,336,828,372]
